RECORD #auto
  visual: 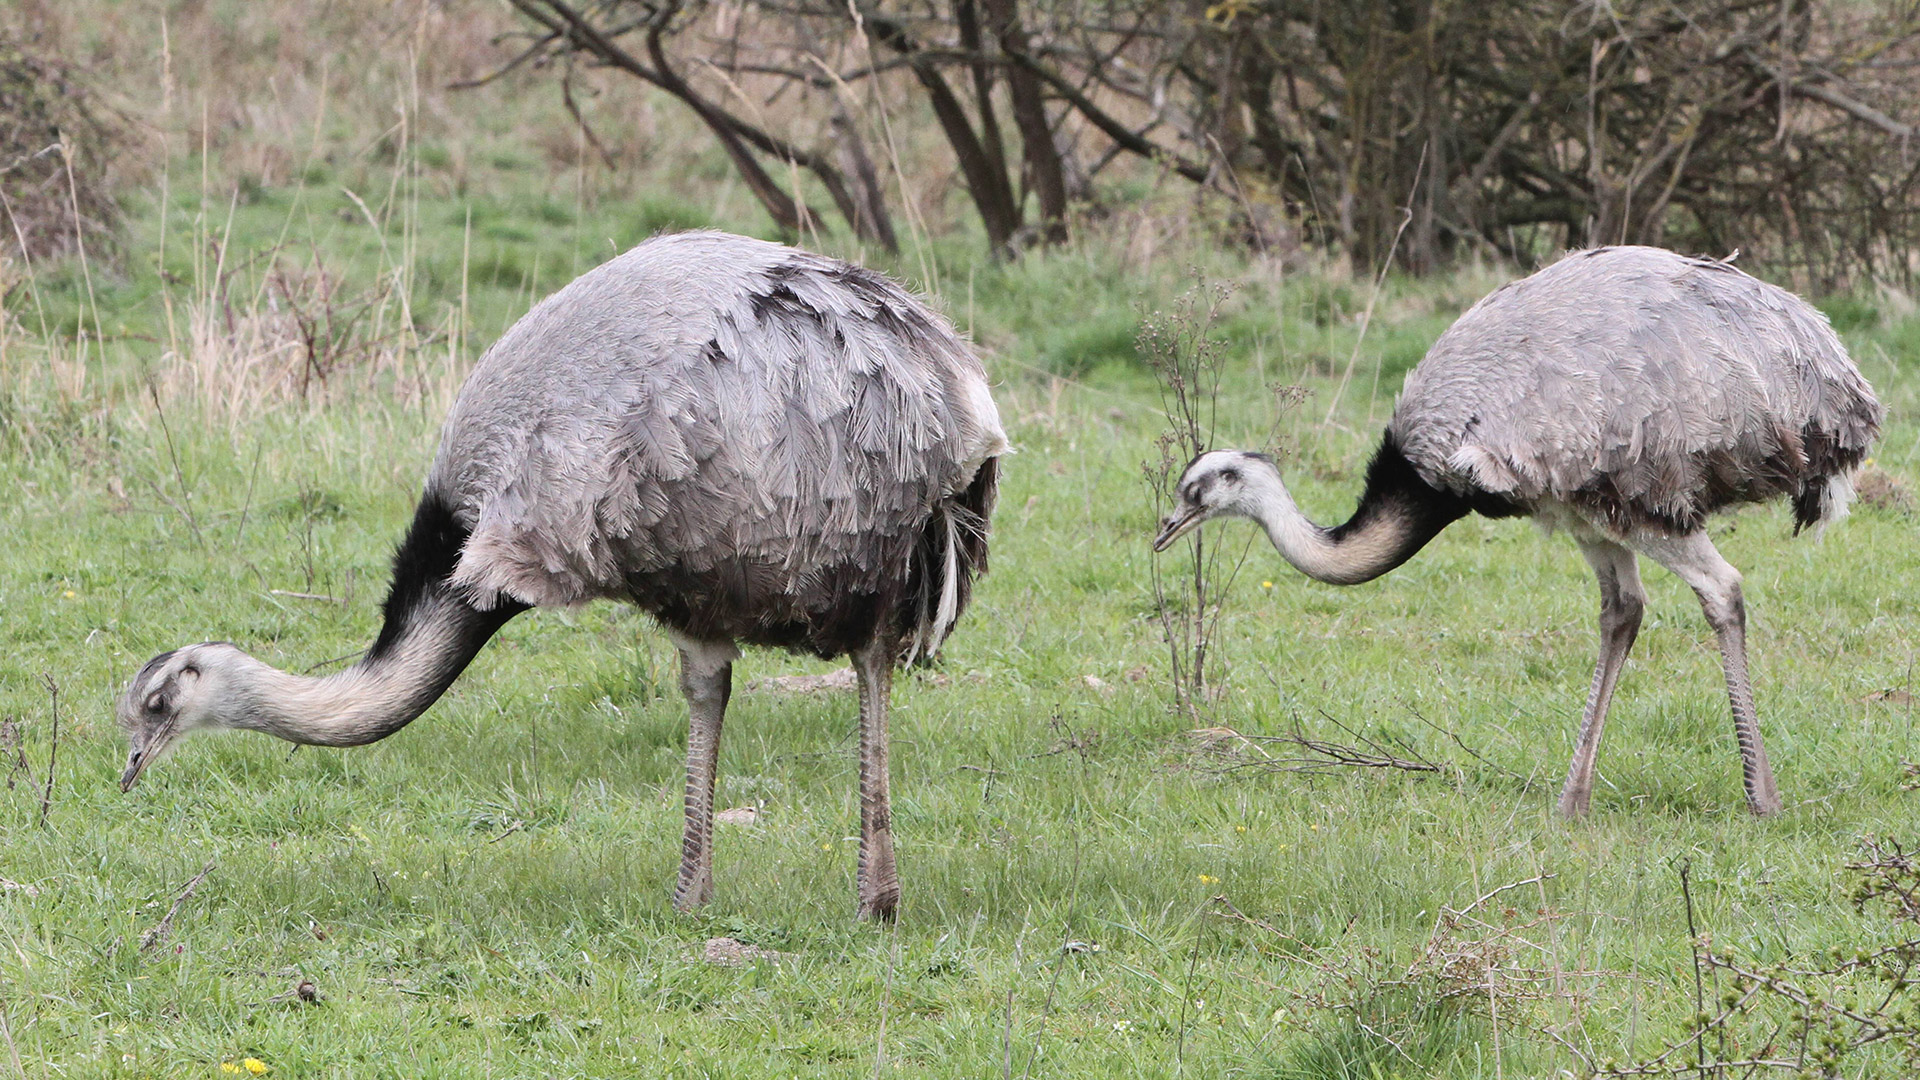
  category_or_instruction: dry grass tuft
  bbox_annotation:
[1854,465,1913,513]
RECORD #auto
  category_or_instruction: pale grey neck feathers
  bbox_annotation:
[223,593,481,747]
[1247,480,1417,586]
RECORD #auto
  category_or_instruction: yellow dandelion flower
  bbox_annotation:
[1205,0,1255,26]
[221,1066,242,1075]
[62,590,75,599]
[1198,873,1220,886]
[244,1060,270,1076]
[821,843,832,852]
[1235,824,1248,834]
[1309,823,1320,831]
[1260,581,1273,589]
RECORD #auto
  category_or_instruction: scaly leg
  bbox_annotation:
[850,637,900,921]
[1637,531,1782,816]
[1558,538,1646,817]
[671,633,740,911]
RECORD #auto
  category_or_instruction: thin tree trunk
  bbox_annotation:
[955,0,1012,199]
[983,0,1069,242]
[831,107,899,253]
[862,5,1022,256]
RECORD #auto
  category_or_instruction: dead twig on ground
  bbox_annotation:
[141,863,215,952]
[1194,710,1444,776]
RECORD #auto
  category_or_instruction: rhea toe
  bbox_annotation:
[1158,246,1880,817]
[119,231,1008,921]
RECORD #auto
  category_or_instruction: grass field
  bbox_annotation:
[5,7,1920,1077]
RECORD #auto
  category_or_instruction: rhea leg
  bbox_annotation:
[1637,530,1782,816]
[670,633,741,911]
[1558,538,1647,817]
[850,637,901,921]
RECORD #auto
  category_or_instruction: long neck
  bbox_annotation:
[228,590,516,746]
[1256,435,1469,586]
[226,490,526,747]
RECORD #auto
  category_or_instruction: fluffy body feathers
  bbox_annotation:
[1393,246,1879,533]
[436,231,1006,655]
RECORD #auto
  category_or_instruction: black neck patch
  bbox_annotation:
[1321,431,1517,582]
[367,491,527,665]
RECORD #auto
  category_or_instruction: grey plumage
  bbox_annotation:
[1394,246,1879,535]
[437,231,1004,651]
[121,231,1007,920]
[1157,246,1881,817]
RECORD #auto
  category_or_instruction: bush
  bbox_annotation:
[0,30,126,266]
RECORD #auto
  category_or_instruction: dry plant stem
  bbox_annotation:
[1322,143,1423,426]
[141,863,215,952]
[1679,859,1706,1075]
[1144,281,1245,721]
[1405,705,1529,783]
[1211,710,1445,775]
[145,381,206,550]
[0,1001,21,1080]
[1173,907,1206,1072]
[36,674,58,829]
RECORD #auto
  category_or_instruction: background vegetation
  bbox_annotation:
[2,0,1918,1076]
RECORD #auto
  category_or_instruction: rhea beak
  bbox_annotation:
[1153,505,1206,552]
[119,727,167,792]
[119,749,150,792]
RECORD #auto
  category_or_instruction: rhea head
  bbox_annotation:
[1152,450,1282,551]
[118,642,244,791]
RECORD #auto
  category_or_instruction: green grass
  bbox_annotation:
[5,163,1920,1079]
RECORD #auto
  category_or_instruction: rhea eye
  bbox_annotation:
[180,665,199,679]
[144,692,165,714]
[1220,468,1239,483]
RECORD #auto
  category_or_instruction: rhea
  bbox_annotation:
[120,231,1007,920]
[1156,247,1881,817]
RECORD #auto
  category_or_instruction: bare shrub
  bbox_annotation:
[488,2,1920,278]
[0,30,126,264]
[147,242,436,436]
[1143,278,1307,722]
[1601,845,1920,1078]
[1141,279,1237,722]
